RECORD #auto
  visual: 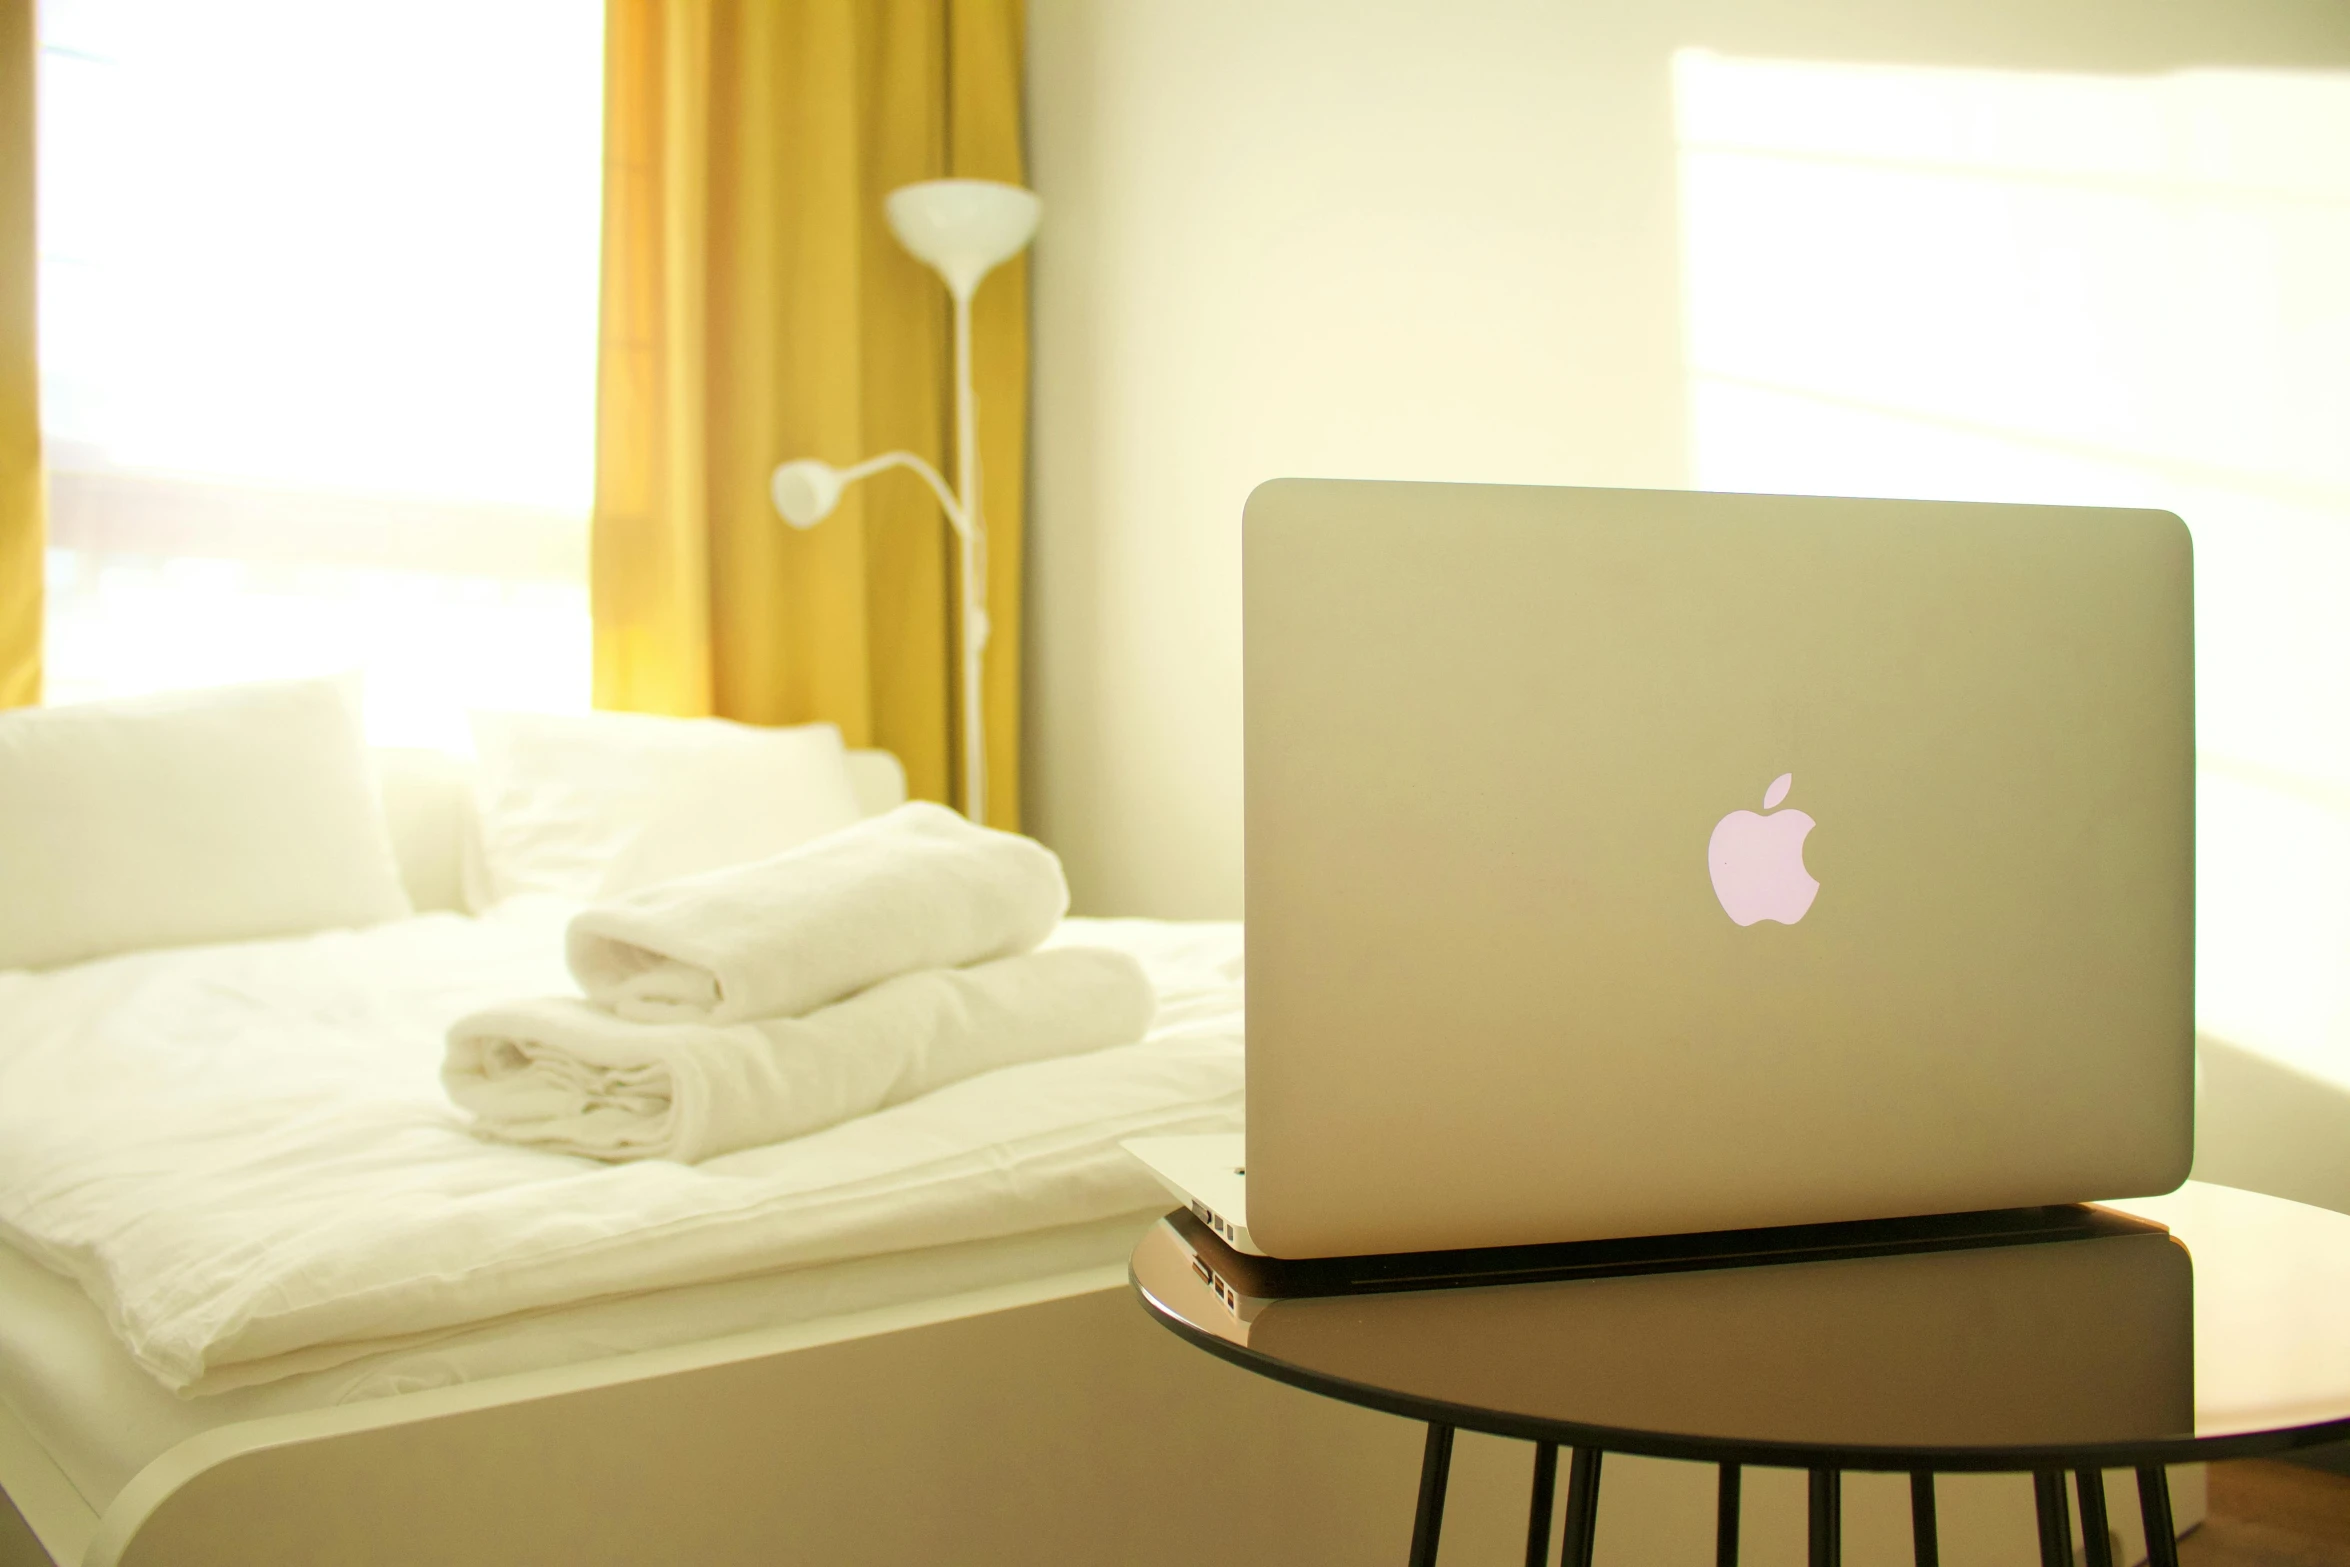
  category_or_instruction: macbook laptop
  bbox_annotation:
[1130,479,2193,1260]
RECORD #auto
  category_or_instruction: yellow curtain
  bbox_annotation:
[0,0,40,709]
[593,0,1029,827]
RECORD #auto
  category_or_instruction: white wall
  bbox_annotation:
[1023,0,2350,919]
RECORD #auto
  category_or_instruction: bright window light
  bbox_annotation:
[35,0,604,749]
[1676,52,2350,1082]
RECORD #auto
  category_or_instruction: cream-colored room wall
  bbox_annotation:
[1021,0,2350,918]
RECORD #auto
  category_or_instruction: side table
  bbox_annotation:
[1130,1181,2350,1567]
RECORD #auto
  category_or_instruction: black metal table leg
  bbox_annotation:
[2137,1466,2180,1567]
[1808,1468,1842,1567]
[1557,1447,1604,1567]
[1407,1423,1454,1567]
[1524,1442,1559,1567]
[1716,1463,1742,1567]
[2034,1470,2076,1567]
[2075,1469,2114,1567]
[1910,1471,1939,1567]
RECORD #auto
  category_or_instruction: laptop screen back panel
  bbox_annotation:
[1242,480,2193,1258]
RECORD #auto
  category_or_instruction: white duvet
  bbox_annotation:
[0,902,1244,1394]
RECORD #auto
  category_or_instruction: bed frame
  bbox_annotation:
[0,1262,1419,1567]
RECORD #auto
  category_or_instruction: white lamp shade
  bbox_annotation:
[885,179,1041,300]
[770,459,843,528]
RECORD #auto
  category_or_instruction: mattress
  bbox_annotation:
[0,1208,1162,1518]
[0,904,1244,1395]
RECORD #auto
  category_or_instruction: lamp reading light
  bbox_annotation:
[770,179,1041,825]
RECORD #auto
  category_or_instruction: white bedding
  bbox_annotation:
[0,903,1243,1394]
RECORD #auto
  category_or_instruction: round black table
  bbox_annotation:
[1129,1182,2350,1567]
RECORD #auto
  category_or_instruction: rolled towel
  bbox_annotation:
[445,946,1154,1163]
[568,801,1069,1025]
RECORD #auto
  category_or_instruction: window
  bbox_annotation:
[1676,52,2350,1074]
[36,0,604,749]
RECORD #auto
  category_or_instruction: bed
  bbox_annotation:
[0,740,1482,1567]
[0,740,2244,1567]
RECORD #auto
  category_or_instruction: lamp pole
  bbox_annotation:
[950,277,987,826]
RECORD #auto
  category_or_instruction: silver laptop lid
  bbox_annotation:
[1243,480,2193,1258]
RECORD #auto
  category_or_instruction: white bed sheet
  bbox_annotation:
[0,903,1243,1395]
[0,1208,1163,1517]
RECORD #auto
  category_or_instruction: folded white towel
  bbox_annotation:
[444,946,1154,1163]
[567,802,1069,1025]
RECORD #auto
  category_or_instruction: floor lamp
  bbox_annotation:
[770,178,1041,826]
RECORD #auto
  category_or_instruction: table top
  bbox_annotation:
[1129,1181,2350,1472]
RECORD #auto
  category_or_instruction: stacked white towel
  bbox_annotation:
[445,803,1156,1163]
[568,800,1069,1023]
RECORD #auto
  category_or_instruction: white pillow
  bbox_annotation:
[0,678,414,970]
[372,747,477,914]
[468,710,865,903]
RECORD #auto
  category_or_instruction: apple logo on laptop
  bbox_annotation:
[1708,773,1819,926]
